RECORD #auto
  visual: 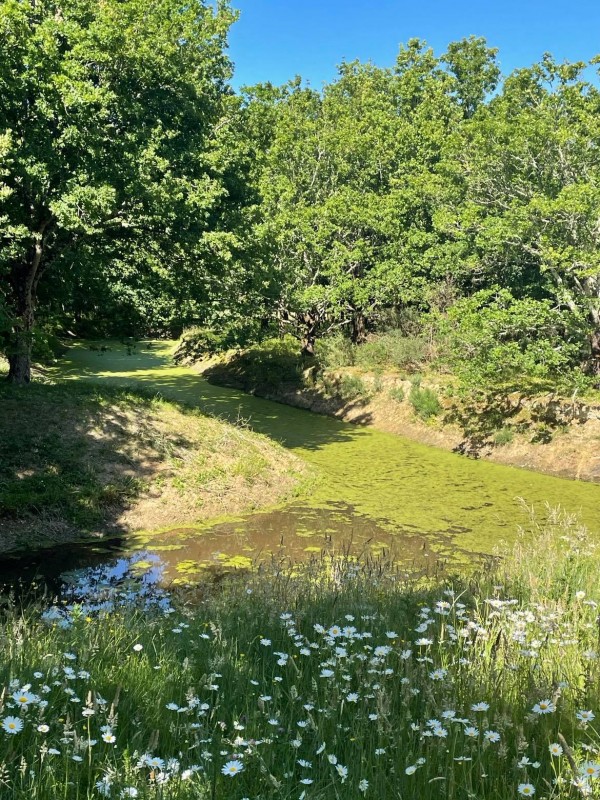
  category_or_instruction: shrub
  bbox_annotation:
[314,333,355,369]
[438,289,588,389]
[204,336,306,392]
[388,386,405,403]
[353,332,428,371]
[409,383,442,419]
[337,374,370,401]
[493,427,515,446]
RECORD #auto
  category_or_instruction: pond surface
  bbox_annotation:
[4,341,599,584]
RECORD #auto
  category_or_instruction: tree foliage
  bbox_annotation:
[1,16,600,390]
[0,0,236,380]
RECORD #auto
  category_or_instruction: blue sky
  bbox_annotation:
[227,0,600,89]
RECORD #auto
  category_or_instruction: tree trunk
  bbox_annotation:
[300,312,317,356]
[350,310,367,344]
[590,328,600,376]
[6,224,48,385]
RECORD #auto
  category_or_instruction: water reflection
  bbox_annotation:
[0,502,486,593]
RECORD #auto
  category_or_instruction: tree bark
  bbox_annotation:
[349,309,367,344]
[300,312,318,356]
[590,328,600,376]
[6,223,48,385]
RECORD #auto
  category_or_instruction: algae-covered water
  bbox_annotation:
[11,340,597,582]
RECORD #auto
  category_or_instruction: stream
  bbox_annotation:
[2,340,599,586]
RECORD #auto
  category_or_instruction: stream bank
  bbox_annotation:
[196,354,600,484]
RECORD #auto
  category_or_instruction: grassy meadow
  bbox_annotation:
[0,509,599,799]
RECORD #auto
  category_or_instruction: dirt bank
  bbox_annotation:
[195,359,600,484]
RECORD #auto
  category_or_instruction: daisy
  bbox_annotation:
[532,700,555,714]
[12,690,39,707]
[580,762,600,779]
[549,743,563,756]
[2,716,23,734]
[517,784,535,796]
[221,760,244,777]
[577,710,595,723]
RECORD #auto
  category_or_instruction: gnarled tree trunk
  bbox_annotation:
[350,309,367,344]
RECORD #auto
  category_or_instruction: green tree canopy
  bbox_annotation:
[0,0,236,381]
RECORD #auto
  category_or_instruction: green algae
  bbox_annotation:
[51,341,600,568]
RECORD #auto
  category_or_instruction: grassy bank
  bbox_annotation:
[0,510,598,798]
[193,336,600,483]
[0,381,310,553]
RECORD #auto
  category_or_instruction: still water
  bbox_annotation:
[2,341,598,584]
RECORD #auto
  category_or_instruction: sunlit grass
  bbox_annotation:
[0,509,599,798]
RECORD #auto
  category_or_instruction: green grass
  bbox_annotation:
[0,382,153,528]
[0,509,599,798]
[0,378,310,551]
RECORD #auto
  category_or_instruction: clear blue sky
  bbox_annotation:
[227,0,600,89]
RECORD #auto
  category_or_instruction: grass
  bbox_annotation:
[0,381,309,552]
[0,509,599,798]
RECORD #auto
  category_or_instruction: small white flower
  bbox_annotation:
[577,710,595,723]
[517,784,535,796]
[532,700,555,714]
[221,760,244,777]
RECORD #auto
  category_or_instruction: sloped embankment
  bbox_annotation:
[197,353,600,484]
[0,381,310,553]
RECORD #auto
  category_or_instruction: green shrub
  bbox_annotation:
[493,427,515,446]
[388,386,405,403]
[409,383,442,419]
[353,332,428,371]
[314,333,355,369]
[438,289,588,390]
[338,374,370,401]
[175,321,264,363]
[204,336,306,392]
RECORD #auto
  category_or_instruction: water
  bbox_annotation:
[3,340,599,585]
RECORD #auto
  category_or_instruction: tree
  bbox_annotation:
[0,0,236,382]
[438,55,600,374]
[254,47,460,352]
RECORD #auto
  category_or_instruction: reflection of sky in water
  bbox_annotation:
[45,552,175,627]
[0,502,480,593]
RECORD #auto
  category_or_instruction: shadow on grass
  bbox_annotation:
[56,341,375,452]
[0,380,192,556]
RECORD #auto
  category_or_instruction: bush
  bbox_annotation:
[493,427,515,446]
[314,333,355,369]
[439,289,588,390]
[175,321,264,363]
[204,336,306,392]
[337,374,370,401]
[353,332,428,371]
[388,386,405,403]
[409,381,442,419]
